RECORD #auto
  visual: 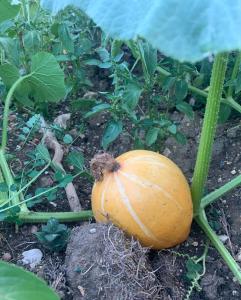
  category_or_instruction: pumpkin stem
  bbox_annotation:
[90,153,120,181]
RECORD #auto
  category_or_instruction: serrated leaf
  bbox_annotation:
[122,83,142,113]
[0,260,59,300]
[101,120,123,149]
[174,79,188,101]
[36,144,51,162]
[176,101,194,119]
[84,103,111,118]
[41,0,241,62]
[138,40,157,80]
[145,127,159,146]
[0,0,20,23]
[66,151,84,170]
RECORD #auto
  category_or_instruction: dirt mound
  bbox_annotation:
[65,223,164,300]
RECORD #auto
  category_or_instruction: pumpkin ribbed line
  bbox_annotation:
[114,174,160,242]
[119,170,183,211]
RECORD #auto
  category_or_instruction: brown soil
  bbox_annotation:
[0,105,241,299]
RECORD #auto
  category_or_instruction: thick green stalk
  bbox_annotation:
[19,210,93,223]
[196,210,241,284]
[201,173,241,209]
[0,168,7,204]
[0,149,20,206]
[227,51,241,98]
[191,53,228,214]
[1,75,30,152]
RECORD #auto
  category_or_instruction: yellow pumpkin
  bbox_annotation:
[91,150,193,249]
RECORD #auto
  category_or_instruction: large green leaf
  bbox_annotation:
[41,0,241,62]
[29,52,66,102]
[0,0,20,23]
[0,260,59,300]
[0,64,19,88]
[0,52,65,104]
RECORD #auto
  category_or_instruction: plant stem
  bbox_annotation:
[1,75,30,153]
[226,97,241,114]
[227,51,241,98]
[201,173,241,209]
[0,149,20,206]
[157,66,241,115]
[18,210,93,223]
[191,53,228,214]
[196,210,241,284]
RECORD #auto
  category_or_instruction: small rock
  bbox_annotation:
[163,147,171,157]
[21,248,43,268]
[231,169,237,175]
[232,290,239,296]
[192,241,198,247]
[2,252,12,261]
[89,228,96,234]
[218,235,228,243]
[236,250,241,262]
[30,225,38,234]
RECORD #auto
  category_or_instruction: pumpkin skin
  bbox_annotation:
[91,150,193,249]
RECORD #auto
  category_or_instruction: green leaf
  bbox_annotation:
[23,31,41,54]
[174,131,187,145]
[63,134,73,144]
[84,103,111,118]
[101,120,123,149]
[168,124,177,135]
[122,83,142,113]
[58,23,74,53]
[41,0,241,62]
[0,37,19,66]
[145,127,159,146]
[66,151,84,170]
[28,52,66,102]
[235,71,241,94]
[218,103,232,123]
[176,101,194,119]
[0,260,59,300]
[71,98,97,112]
[0,182,8,192]
[36,144,51,162]
[0,0,20,23]
[97,47,110,62]
[0,63,19,88]
[174,79,188,101]
[138,40,157,80]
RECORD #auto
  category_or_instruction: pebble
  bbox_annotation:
[30,225,38,234]
[163,148,171,157]
[89,228,96,234]
[192,241,198,247]
[218,234,229,243]
[232,290,239,296]
[231,169,237,175]
[2,252,12,261]
[236,250,241,262]
[21,248,43,268]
